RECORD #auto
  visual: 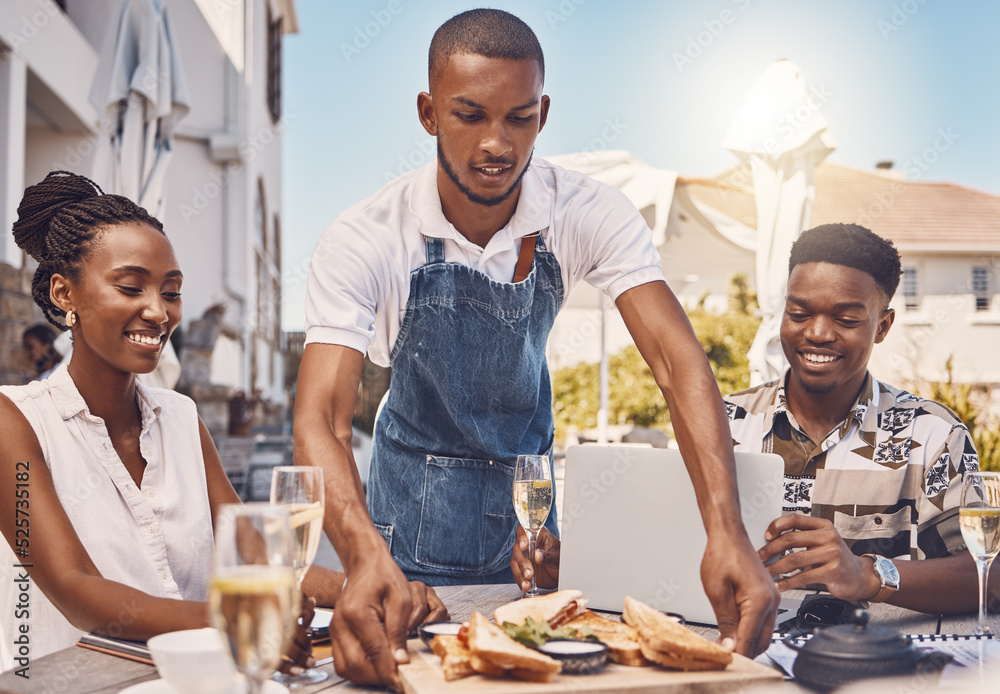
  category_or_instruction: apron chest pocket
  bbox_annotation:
[415,455,515,575]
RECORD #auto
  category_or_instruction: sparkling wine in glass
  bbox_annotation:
[210,503,297,694]
[270,466,327,686]
[513,454,553,598]
[959,471,1000,636]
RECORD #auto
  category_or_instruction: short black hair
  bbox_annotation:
[428,9,544,87]
[789,223,902,305]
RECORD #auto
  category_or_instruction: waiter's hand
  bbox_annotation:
[758,515,880,601]
[511,525,560,593]
[702,529,780,658]
[330,547,413,691]
[407,581,450,630]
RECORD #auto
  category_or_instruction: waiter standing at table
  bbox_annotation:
[294,8,779,689]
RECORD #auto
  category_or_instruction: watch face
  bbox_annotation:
[877,557,900,584]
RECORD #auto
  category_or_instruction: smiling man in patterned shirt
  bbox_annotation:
[725,223,992,613]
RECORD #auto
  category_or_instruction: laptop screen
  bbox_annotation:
[558,445,783,625]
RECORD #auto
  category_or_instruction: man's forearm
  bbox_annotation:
[661,359,745,533]
[295,416,383,572]
[616,281,745,534]
[302,565,346,607]
[292,344,388,574]
[889,552,998,614]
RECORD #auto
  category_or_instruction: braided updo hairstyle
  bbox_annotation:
[12,171,165,330]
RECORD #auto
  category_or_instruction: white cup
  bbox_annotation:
[147,627,239,694]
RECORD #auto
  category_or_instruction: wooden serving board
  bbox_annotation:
[398,639,783,694]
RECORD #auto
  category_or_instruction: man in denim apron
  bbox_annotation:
[295,9,779,690]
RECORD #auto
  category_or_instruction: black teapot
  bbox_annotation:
[785,609,952,692]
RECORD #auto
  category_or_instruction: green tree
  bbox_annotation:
[921,358,1000,472]
[552,276,760,440]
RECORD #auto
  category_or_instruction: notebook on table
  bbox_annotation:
[558,444,785,626]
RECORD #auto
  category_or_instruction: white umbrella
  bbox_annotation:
[546,151,678,253]
[723,60,835,385]
[88,0,189,388]
[544,151,678,442]
[90,0,190,219]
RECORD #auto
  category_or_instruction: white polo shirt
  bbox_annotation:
[305,157,664,367]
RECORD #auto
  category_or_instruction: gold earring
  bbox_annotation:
[66,310,76,327]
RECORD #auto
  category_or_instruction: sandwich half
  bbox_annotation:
[493,589,588,629]
[623,597,732,671]
[565,609,649,667]
[467,612,562,681]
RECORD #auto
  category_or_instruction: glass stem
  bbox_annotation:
[976,557,993,635]
[528,530,539,595]
[246,674,264,694]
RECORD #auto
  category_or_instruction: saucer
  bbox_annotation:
[119,678,289,694]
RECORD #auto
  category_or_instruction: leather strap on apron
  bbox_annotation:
[512,232,539,283]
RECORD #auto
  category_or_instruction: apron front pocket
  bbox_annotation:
[415,455,516,575]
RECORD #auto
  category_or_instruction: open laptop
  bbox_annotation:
[558,444,790,626]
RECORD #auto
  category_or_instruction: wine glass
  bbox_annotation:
[959,471,1000,636]
[270,466,328,686]
[210,503,297,694]
[513,454,553,598]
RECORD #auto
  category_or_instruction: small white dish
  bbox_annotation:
[147,627,237,694]
[119,678,289,694]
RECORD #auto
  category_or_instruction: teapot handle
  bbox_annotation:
[780,629,814,653]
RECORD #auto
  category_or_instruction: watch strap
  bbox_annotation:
[862,553,898,603]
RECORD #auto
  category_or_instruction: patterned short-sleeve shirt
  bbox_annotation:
[724,371,979,561]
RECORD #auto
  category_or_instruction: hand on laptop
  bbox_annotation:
[757,515,881,602]
[511,525,561,593]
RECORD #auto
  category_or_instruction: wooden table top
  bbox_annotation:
[0,585,987,694]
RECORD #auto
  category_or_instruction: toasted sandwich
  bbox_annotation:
[467,612,562,681]
[565,609,649,667]
[493,589,588,629]
[623,597,732,671]
[429,634,475,681]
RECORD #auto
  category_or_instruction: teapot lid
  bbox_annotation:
[801,609,915,659]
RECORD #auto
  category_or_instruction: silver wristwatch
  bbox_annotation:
[862,553,900,603]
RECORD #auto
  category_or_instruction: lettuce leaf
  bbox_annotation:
[500,616,599,649]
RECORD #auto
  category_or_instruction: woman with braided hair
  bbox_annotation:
[0,171,449,672]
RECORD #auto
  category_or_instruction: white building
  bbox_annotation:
[0,0,296,431]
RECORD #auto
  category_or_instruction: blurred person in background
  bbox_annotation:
[21,323,63,380]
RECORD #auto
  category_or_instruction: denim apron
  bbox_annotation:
[368,233,562,585]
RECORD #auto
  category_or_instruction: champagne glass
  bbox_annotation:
[513,454,553,598]
[210,503,297,694]
[959,471,1000,636]
[270,466,328,686]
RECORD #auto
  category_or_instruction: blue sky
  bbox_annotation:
[281,0,1000,330]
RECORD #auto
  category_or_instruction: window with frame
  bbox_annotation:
[972,266,991,311]
[267,7,283,123]
[902,266,919,311]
